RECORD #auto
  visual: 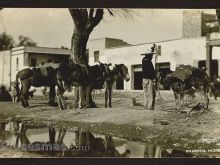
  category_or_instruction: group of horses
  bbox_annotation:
[12,61,130,110]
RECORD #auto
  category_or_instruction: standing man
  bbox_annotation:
[141,45,156,110]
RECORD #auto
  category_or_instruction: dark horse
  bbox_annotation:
[56,62,110,110]
[104,64,130,108]
[14,66,57,108]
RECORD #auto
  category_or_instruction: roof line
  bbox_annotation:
[106,37,188,49]
[12,46,70,50]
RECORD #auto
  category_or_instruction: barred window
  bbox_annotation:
[16,58,19,70]
[31,58,37,67]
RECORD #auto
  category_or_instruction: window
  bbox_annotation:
[16,58,19,70]
[30,58,37,67]
[94,51,99,63]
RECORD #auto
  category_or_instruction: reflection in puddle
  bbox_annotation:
[0,121,218,157]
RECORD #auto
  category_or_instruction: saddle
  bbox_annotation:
[171,65,195,81]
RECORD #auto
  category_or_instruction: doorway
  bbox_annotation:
[198,60,218,81]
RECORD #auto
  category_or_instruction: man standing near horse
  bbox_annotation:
[141,44,157,110]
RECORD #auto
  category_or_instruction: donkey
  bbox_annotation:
[104,64,130,108]
[56,62,110,110]
[165,65,210,111]
[14,66,57,108]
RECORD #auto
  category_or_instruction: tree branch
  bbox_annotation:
[87,9,104,32]
[80,9,88,28]
[89,8,94,20]
[69,8,83,28]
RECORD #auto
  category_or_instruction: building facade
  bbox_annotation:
[87,10,220,90]
[0,46,70,88]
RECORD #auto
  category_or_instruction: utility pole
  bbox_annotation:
[153,44,163,101]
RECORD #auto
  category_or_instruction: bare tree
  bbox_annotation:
[68,8,134,107]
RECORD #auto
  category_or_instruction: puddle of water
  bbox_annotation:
[0,121,219,158]
[116,142,145,158]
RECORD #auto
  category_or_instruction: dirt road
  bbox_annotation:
[0,90,220,146]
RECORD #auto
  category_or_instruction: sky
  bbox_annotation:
[0,8,216,48]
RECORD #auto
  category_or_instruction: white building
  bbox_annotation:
[10,46,70,82]
[87,10,220,90]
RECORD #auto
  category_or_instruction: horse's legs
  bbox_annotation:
[105,88,109,108]
[85,86,97,108]
[20,81,31,108]
[49,86,56,105]
[89,88,96,107]
[109,88,112,108]
[174,92,181,110]
[197,88,209,110]
[20,85,26,108]
[57,89,66,110]
[79,86,85,109]
[74,87,79,108]
[56,80,67,110]
[180,93,184,108]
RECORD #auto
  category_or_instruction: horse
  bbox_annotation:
[14,66,57,108]
[56,62,110,110]
[104,64,130,108]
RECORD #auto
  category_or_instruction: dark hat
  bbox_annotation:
[141,48,156,56]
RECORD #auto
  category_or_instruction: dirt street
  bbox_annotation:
[0,90,220,147]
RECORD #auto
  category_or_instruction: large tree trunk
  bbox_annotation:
[71,28,91,107]
[69,9,104,108]
[70,28,90,64]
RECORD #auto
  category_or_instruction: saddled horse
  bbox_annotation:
[104,64,130,108]
[14,66,57,108]
[56,62,110,110]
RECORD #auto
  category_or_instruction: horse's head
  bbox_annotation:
[98,61,111,78]
[113,64,130,81]
[164,73,185,93]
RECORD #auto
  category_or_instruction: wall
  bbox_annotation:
[87,38,130,65]
[105,38,129,48]
[0,50,11,88]
[11,47,25,82]
[87,38,106,65]
[182,10,202,38]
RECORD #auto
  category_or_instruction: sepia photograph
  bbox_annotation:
[0,7,220,159]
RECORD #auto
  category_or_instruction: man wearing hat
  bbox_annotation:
[141,45,156,110]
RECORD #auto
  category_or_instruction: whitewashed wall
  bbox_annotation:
[11,48,26,82]
[88,37,220,90]
[0,50,11,88]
